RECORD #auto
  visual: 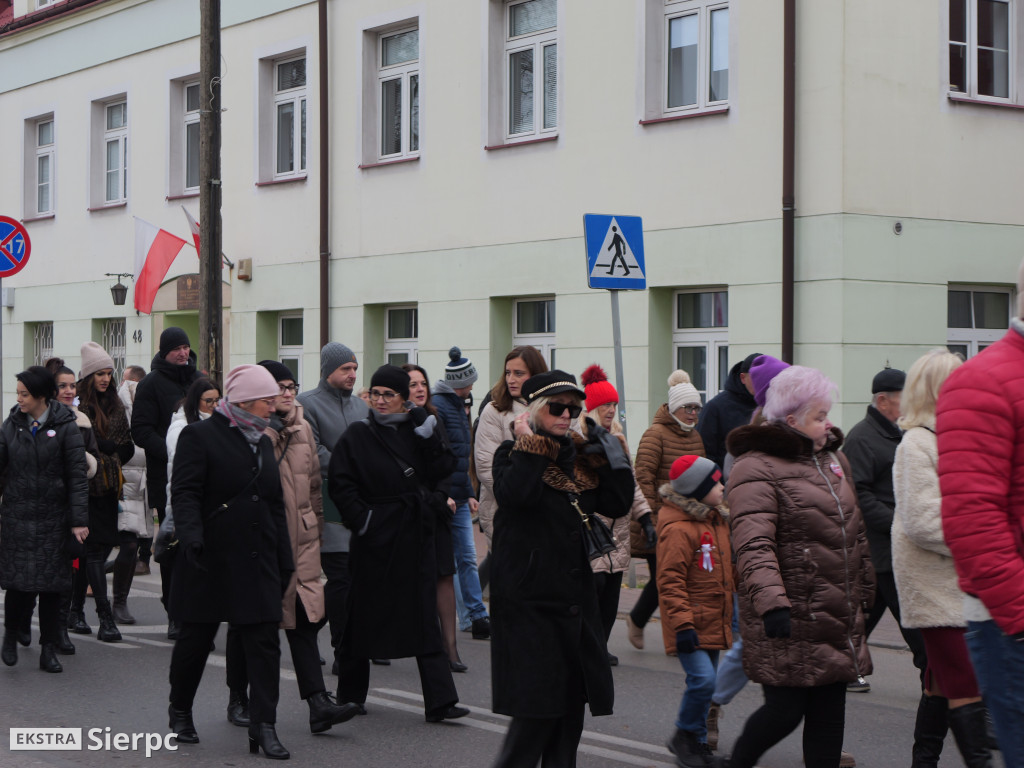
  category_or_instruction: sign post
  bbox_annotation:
[583,214,646,439]
[0,215,33,415]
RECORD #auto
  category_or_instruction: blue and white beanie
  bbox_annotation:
[444,347,479,387]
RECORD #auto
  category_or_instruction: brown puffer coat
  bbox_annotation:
[656,486,734,654]
[632,403,706,554]
[726,422,874,688]
[264,402,325,630]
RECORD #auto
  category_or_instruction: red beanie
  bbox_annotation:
[582,364,618,413]
[669,455,722,501]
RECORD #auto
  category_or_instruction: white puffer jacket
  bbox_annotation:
[118,381,150,538]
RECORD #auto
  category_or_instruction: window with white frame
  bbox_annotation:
[947,285,1012,358]
[378,27,420,160]
[33,117,55,216]
[949,0,1014,100]
[104,101,128,204]
[513,297,556,368]
[101,319,127,382]
[385,305,418,366]
[505,0,558,139]
[665,0,729,113]
[37,0,59,7]
[279,313,303,389]
[184,82,201,192]
[30,322,53,367]
[274,57,307,178]
[672,289,728,404]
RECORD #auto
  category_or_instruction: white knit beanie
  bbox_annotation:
[79,341,115,380]
[667,370,701,413]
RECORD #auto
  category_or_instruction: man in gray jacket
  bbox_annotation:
[297,343,368,673]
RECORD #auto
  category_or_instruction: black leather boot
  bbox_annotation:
[112,555,137,625]
[17,602,32,647]
[912,694,948,767]
[68,567,92,634]
[168,704,199,744]
[948,701,995,768]
[2,632,17,666]
[95,600,122,643]
[39,643,63,673]
[308,690,360,733]
[248,723,289,759]
[227,689,251,727]
[55,592,75,655]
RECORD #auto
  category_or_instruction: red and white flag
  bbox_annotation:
[134,218,186,314]
[182,206,200,254]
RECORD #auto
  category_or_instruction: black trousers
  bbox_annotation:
[629,553,659,628]
[865,570,928,680]
[5,590,60,645]
[320,552,350,663]
[114,531,139,567]
[227,598,328,700]
[337,649,457,713]
[170,621,280,724]
[592,571,624,642]
[492,705,586,768]
[730,681,847,768]
[71,542,114,611]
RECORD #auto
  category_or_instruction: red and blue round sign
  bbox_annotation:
[0,216,31,278]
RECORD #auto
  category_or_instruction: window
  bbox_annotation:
[104,101,128,203]
[101,319,127,382]
[36,0,58,7]
[26,116,54,217]
[377,27,420,160]
[947,285,1012,358]
[274,57,306,178]
[505,0,558,139]
[184,82,201,192]
[385,305,418,365]
[513,297,556,368]
[279,314,303,389]
[30,322,53,367]
[672,289,728,403]
[949,0,1013,99]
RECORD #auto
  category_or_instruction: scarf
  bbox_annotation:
[217,400,269,446]
[374,411,410,430]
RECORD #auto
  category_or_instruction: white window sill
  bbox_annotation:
[255,175,308,188]
[22,213,55,223]
[87,202,127,212]
[640,106,729,126]
[947,93,1024,110]
[485,135,558,151]
[166,192,200,201]
[359,156,420,170]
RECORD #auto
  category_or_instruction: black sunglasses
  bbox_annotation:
[547,402,582,419]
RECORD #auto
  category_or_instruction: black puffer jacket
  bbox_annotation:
[0,402,89,593]
[697,360,757,471]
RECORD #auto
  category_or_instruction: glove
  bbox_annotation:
[409,406,428,426]
[595,428,632,471]
[639,514,657,549]
[184,541,207,572]
[675,629,700,655]
[762,607,792,638]
[96,437,116,454]
[409,407,437,438]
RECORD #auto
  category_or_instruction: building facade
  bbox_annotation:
[0,0,1021,435]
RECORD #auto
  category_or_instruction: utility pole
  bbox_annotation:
[199,0,223,385]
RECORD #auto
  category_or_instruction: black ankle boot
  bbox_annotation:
[95,600,122,643]
[67,609,91,635]
[168,704,199,744]
[55,592,75,654]
[948,701,995,768]
[912,694,948,767]
[2,633,17,666]
[308,690,360,733]
[112,555,137,625]
[227,689,251,727]
[39,643,63,673]
[248,723,289,759]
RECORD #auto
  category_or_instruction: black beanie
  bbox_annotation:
[16,366,56,401]
[370,364,410,400]
[258,359,296,383]
[160,327,191,357]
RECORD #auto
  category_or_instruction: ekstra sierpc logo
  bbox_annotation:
[10,728,179,757]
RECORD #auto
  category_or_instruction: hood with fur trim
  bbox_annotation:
[726,421,844,461]
[657,483,729,522]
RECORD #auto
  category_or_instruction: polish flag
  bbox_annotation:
[134,218,186,314]
[182,206,201,254]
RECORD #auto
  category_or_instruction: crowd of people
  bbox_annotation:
[2,259,1024,767]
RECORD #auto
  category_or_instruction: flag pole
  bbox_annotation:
[199,0,223,385]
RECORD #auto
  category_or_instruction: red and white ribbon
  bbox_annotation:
[700,532,715,572]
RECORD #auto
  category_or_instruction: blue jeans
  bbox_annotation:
[712,595,748,705]
[451,501,487,627]
[965,619,1024,767]
[676,649,720,741]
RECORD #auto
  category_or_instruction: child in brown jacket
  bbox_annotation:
[657,455,734,767]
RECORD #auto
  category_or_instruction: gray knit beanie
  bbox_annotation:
[320,343,357,380]
[444,346,479,387]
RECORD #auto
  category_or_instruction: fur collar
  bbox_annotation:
[727,421,845,461]
[658,483,729,521]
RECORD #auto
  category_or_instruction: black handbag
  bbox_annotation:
[568,492,617,561]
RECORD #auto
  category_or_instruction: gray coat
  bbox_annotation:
[297,379,368,553]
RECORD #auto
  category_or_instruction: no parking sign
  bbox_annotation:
[0,216,31,278]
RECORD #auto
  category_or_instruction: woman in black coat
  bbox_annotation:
[69,342,134,643]
[0,366,89,673]
[329,364,467,722]
[490,371,635,768]
[167,365,294,759]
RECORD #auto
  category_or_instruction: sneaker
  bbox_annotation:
[847,675,870,693]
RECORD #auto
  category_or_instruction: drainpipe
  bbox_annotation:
[781,0,795,364]
[318,0,330,348]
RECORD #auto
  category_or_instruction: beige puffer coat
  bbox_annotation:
[264,402,325,630]
[117,381,150,538]
[632,403,706,555]
[727,422,874,688]
[474,399,528,544]
[892,425,965,629]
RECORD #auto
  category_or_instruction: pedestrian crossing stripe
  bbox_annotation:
[583,213,647,290]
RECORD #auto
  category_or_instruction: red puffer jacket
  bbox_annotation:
[937,325,1024,636]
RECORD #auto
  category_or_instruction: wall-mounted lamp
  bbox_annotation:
[105,272,133,306]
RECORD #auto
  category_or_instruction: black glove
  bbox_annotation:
[763,607,792,638]
[96,437,116,455]
[639,513,657,549]
[409,406,428,426]
[675,629,700,655]
[594,428,632,471]
[184,541,206,572]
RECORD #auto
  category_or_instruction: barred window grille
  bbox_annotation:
[32,322,53,366]
[102,319,127,381]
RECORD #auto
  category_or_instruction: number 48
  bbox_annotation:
[132,330,143,343]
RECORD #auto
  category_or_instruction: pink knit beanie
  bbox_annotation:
[79,341,115,380]
[224,364,280,404]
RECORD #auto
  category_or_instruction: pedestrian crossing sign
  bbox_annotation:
[583,214,646,290]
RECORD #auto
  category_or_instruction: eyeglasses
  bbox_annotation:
[369,389,400,402]
[547,402,583,419]
[682,405,702,415]
[278,384,298,394]
[201,397,221,406]
[259,397,278,405]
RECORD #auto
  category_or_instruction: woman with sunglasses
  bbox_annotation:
[489,370,635,767]
[628,370,708,651]
[329,364,468,723]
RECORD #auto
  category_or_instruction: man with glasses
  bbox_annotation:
[296,343,368,675]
